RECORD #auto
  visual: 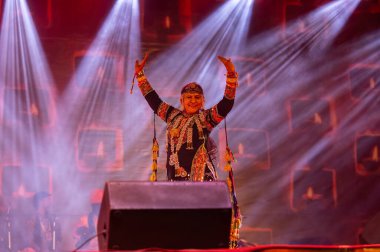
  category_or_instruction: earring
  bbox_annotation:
[180,98,184,111]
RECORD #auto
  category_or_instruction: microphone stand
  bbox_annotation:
[52,216,56,251]
[6,207,12,251]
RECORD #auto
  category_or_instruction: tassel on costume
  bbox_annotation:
[150,137,159,182]
[224,146,234,171]
[224,143,241,248]
[149,113,159,182]
[230,208,242,248]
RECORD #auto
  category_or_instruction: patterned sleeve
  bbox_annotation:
[204,71,238,128]
[137,71,180,123]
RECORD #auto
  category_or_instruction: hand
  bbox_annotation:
[135,52,149,74]
[218,55,235,73]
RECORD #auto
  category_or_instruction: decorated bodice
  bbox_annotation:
[165,108,214,180]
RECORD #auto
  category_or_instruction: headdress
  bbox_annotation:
[181,82,203,95]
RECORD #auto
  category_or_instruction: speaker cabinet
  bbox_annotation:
[97,181,232,250]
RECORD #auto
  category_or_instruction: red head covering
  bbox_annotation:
[181,82,203,95]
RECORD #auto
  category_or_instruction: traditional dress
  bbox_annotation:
[137,72,238,181]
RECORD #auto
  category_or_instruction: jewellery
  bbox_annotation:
[226,82,239,88]
[175,167,188,177]
[194,116,204,140]
[138,80,153,96]
[226,72,238,87]
[131,70,147,94]
[224,85,237,100]
[136,70,145,78]
[186,127,193,149]
[168,112,208,179]
[227,77,238,84]
[224,71,238,99]
[137,73,147,83]
[181,82,204,94]
[227,72,238,78]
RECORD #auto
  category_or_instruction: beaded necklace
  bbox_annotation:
[167,111,208,178]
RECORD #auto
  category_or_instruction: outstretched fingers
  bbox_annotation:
[135,52,149,74]
[217,55,229,64]
[218,55,235,72]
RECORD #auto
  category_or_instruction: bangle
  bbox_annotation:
[227,72,238,78]
[137,76,147,83]
[227,77,238,83]
[138,78,148,87]
[136,71,146,82]
[137,70,145,78]
[226,82,238,88]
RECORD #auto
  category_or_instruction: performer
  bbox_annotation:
[135,54,238,181]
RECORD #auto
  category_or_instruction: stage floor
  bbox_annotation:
[75,244,380,252]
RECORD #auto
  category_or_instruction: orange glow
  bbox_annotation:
[314,113,322,124]
[90,188,104,204]
[238,143,244,155]
[97,141,105,158]
[306,186,314,200]
[30,103,39,116]
[372,145,379,162]
[164,15,171,29]
[369,77,376,89]
[13,184,33,197]
[18,184,26,195]
[79,215,88,226]
[303,186,322,201]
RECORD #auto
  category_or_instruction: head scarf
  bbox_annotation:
[181,82,203,95]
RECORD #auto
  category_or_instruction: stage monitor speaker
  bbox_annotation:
[97,181,232,250]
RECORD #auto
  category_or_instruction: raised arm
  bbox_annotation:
[203,56,238,128]
[135,53,162,114]
[135,54,177,122]
[215,56,238,113]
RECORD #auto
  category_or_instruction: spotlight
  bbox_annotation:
[73,52,125,91]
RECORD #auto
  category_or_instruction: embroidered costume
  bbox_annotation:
[137,71,238,181]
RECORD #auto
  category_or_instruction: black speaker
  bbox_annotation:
[97,181,232,250]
